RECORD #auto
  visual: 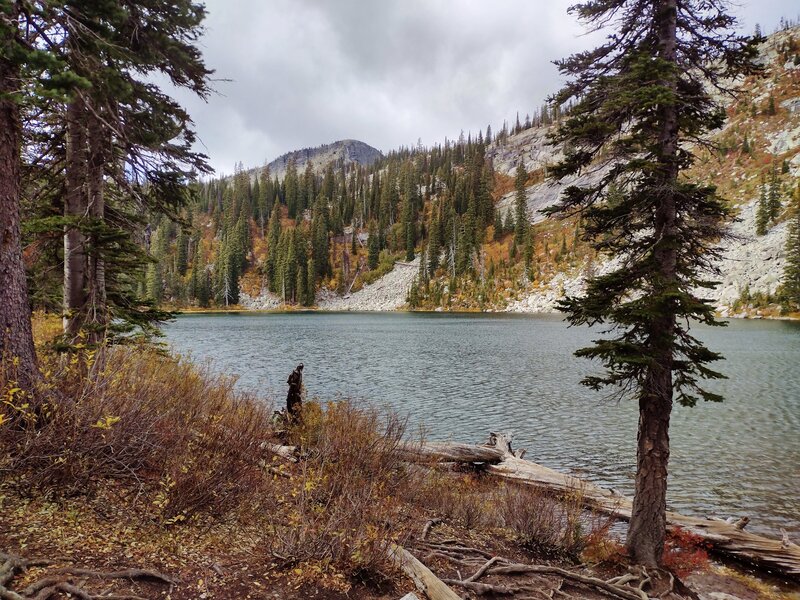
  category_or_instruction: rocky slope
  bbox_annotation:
[500,27,800,316]
[317,258,419,311]
[265,139,382,180]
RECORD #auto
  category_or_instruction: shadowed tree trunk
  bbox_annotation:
[0,9,40,392]
[625,0,679,567]
[86,106,108,345]
[63,95,88,340]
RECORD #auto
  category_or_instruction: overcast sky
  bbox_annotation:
[182,0,798,175]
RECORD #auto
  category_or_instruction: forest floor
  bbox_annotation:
[2,467,796,600]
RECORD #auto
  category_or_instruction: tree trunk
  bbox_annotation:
[86,106,107,345]
[625,0,679,567]
[0,19,40,393]
[63,96,88,340]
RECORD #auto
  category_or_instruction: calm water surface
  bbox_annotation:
[164,312,800,536]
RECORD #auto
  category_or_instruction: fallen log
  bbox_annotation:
[403,442,505,465]
[261,443,299,463]
[387,544,463,600]
[407,437,800,580]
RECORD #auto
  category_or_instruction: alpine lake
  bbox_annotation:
[164,312,800,537]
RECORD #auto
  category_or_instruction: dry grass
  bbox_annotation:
[268,402,417,578]
[2,345,273,521]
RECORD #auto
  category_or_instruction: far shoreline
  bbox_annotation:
[171,306,800,321]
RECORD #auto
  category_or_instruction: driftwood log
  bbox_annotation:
[387,544,463,600]
[404,434,800,580]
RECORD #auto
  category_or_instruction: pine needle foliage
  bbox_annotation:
[548,0,758,565]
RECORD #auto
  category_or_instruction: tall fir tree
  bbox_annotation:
[513,163,528,246]
[756,177,769,236]
[367,220,380,270]
[767,164,782,222]
[780,185,800,311]
[2,0,98,391]
[549,0,757,566]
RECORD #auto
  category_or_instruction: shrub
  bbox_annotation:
[662,526,711,577]
[268,402,416,576]
[1,345,274,520]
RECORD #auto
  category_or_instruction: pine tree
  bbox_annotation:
[367,220,380,270]
[285,159,299,218]
[756,178,769,235]
[21,0,214,344]
[550,0,757,566]
[768,165,782,222]
[176,228,189,276]
[266,201,282,290]
[514,163,528,247]
[428,214,441,274]
[305,258,316,306]
[742,134,750,155]
[493,210,504,241]
[504,210,515,235]
[781,187,800,310]
[0,1,77,391]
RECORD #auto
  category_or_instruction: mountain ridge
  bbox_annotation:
[262,139,382,180]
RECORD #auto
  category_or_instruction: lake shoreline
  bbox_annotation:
[173,305,800,320]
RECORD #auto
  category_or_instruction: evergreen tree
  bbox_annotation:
[418,248,428,286]
[197,269,210,308]
[428,214,441,274]
[756,178,769,236]
[768,165,782,222]
[266,201,282,290]
[503,210,515,236]
[0,1,79,391]
[493,210,504,240]
[514,163,528,246]
[781,187,800,310]
[367,220,380,270]
[305,258,316,306]
[176,228,189,276]
[285,159,299,218]
[550,0,756,566]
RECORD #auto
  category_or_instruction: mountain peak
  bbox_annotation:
[265,139,382,180]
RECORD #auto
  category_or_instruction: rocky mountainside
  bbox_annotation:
[333,27,800,315]
[265,139,382,180]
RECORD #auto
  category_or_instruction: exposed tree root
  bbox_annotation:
[0,552,173,600]
[421,518,443,540]
[464,556,500,583]
[442,577,517,595]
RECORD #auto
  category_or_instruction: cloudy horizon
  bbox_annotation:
[181,0,799,176]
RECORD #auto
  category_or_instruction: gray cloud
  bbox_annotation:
[179,0,798,175]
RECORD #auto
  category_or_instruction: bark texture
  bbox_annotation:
[63,95,88,340]
[625,0,679,567]
[86,107,107,344]
[0,13,40,392]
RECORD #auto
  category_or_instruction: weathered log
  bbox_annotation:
[387,544,463,600]
[403,442,505,465]
[405,438,800,580]
[261,443,298,463]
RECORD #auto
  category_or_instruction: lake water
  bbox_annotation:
[164,312,800,537]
